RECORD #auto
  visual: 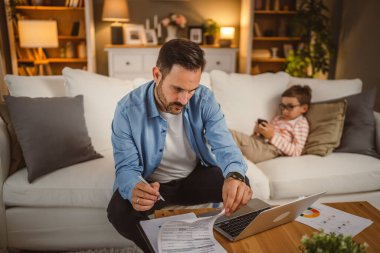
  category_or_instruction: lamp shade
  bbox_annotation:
[102,0,130,22]
[18,20,58,48]
[220,27,235,40]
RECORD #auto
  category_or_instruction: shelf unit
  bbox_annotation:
[239,0,300,74]
[5,0,95,75]
[105,45,238,80]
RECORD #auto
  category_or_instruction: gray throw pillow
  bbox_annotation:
[4,95,103,182]
[0,101,26,175]
[334,88,379,158]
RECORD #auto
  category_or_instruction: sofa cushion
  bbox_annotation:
[210,70,289,135]
[279,72,363,102]
[63,68,134,152]
[257,153,380,200]
[245,158,270,200]
[3,149,115,208]
[304,100,347,156]
[3,149,269,207]
[4,75,66,97]
[334,89,379,158]
[4,95,102,182]
[0,102,26,175]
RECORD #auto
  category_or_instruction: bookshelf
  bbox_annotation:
[239,0,300,74]
[5,0,95,75]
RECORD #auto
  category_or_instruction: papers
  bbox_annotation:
[140,213,197,253]
[140,210,226,253]
[296,203,373,237]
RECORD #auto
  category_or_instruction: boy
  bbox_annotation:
[230,85,312,163]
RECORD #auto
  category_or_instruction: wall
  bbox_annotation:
[334,0,380,111]
[93,0,242,76]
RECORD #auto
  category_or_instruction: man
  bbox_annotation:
[107,39,252,252]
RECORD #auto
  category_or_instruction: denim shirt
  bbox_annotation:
[111,81,247,202]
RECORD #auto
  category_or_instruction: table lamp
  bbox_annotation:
[102,0,130,45]
[219,27,235,47]
[18,19,58,75]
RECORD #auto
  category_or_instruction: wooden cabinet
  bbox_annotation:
[105,45,237,80]
[239,0,299,74]
[5,0,95,75]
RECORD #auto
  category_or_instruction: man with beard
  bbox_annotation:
[107,39,252,252]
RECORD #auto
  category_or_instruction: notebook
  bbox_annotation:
[214,192,326,241]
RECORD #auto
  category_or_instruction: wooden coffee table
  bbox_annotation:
[155,202,380,253]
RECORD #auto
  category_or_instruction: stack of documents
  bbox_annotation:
[140,211,226,253]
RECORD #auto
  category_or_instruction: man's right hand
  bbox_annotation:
[131,181,160,211]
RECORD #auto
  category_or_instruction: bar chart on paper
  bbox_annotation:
[296,203,373,237]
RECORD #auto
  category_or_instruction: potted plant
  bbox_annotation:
[203,19,219,45]
[285,0,332,78]
[300,231,368,253]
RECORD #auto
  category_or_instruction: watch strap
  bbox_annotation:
[226,172,245,183]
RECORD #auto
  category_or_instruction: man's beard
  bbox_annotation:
[156,80,185,114]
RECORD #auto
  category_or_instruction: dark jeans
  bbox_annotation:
[107,164,250,252]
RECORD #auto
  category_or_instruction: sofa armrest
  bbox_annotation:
[375,111,380,154]
[0,116,10,251]
[244,158,270,200]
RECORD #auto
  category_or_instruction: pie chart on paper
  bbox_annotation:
[300,207,320,218]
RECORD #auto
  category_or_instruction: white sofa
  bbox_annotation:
[1,68,379,251]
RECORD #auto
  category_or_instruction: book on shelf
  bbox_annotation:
[16,0,30,6]
[17,66,27,76]
[71,21,80,36]
[25,48,35,60]
[254,22,262,37]
[42,48,49,59]
[25,66,36,76]
[66,0,82,7]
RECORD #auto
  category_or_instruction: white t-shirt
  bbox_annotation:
[148,112,198,183]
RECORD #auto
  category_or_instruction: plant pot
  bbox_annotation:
[205,35,215,45]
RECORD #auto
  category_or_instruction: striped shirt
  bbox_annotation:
[269,115,309,156]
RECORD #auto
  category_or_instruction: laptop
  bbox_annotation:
[214,191,325,241]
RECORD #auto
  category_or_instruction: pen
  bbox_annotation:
[138,175,165,201]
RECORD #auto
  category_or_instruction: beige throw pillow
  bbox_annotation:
[304,100,347,156]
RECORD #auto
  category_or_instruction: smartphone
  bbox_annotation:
[257,118,268,125]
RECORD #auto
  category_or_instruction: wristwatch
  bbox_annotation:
[226,172,245,183]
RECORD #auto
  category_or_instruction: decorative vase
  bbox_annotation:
[165,25,178,42]
[205,35,215,45]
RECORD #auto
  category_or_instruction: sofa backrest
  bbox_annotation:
[4,75,65,97]
[4,69,364,151]
[210,70,289,135]
[209,70,363,135]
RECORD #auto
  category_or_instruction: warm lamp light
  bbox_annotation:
[18,20,58,75]
[102,0,130,44]
[18,20,58,48]
[219,26,235,47]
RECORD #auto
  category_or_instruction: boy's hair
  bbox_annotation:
[282,85,312,107]
[156,39,206,80]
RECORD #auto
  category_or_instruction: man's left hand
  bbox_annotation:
[222,178,252,216]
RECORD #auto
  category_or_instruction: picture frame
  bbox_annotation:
[123,24,146,45]
[188,26,203,44]
[144,29,158,45]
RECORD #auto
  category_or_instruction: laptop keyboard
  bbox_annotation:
[215,207,271,238]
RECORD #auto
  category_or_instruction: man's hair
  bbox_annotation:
[156,39,206,79]
[282,85,312,106]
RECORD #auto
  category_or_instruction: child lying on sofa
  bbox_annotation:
[230,85,312,163]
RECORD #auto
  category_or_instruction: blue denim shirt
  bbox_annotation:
[111,81,247,202]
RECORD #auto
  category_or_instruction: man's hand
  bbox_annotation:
[222,178,252,216]
[131,181,160,211]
